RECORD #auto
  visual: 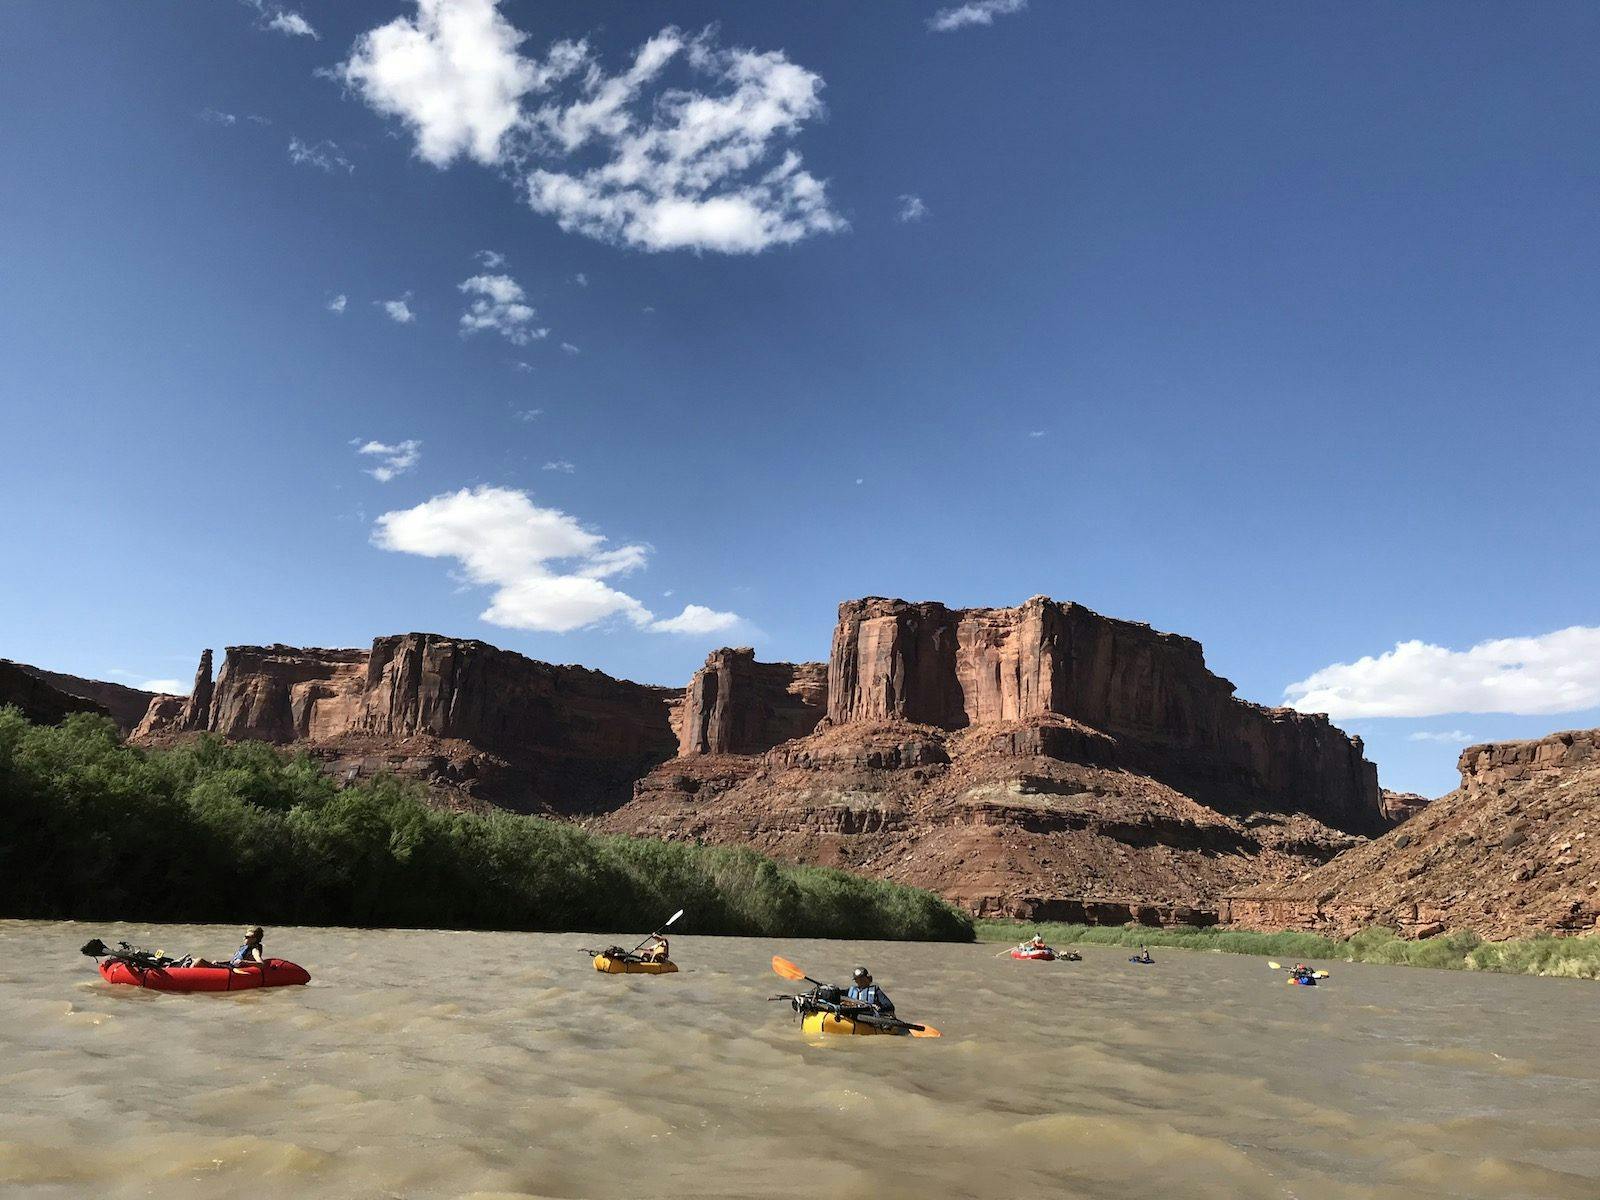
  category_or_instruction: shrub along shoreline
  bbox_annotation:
[977,919,1600,979]
[0,709,973,942]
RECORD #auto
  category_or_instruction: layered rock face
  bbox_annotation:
[1227,729,1600,937]
[6,662,154,733]
[1,660,112,726]
[677,648,827,756]
[1381,790,1431,824]
[135,634,678,813]
[605,596,1384,920]
[826,596,1383,831]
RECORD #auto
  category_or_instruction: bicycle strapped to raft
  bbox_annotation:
[79,939,191,969]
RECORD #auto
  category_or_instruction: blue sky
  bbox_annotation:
[2,0,1597,796]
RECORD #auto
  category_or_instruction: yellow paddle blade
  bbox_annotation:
[909,1025,941,1039]
[1314,971,1330,979]
[1267,961,1283,970]
[771,955,807,982]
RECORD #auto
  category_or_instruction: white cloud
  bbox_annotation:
[340,7,843,254]
[929,0,1028,33]
[327,293,348,314]
[380,296,417,323]
[477,249,507,268]
[268,10,318,38]
[513,360,534,372]
[339,0,571,167]
[140,679,189,695]
[458,273,548,344]
[516,407,543,420]
[1285,626,1600,718]
[200,108,238,126]
[242,0,318,39]
[896,194,927,222]
[572,271,588,286]
[371,484,743,635]
[288,137,354,173]
[560,341,579,355]
[1407,730,1477,744]
[542,459,575,473]
[649,604,741,636]
[1028,429,1046,438]
[356,438,422,482]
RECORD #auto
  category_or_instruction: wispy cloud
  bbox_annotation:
[515,407,543,421]
[199,108,238,126]
[372,485,742,635]
[1286,626,1600,718]
[379,296,416,323]
[896,194,927,222]
[243,1,318,39]
[513,361,534,373]
[1028,429,1046,438]
[572,272,588,287]
[326,293,348,314]
[288,136,354,173]
[542,459,575,473]
[340,6,843,253]
[560,342,580,355]
[140,678,189,695]
[929,0,1027,33]
[459,273,548,345]
[477,249,507,268]
[355,438,422,482]
[1407,730,1477,744]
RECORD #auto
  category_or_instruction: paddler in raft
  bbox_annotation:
[638,933,670,964]
[189,926,266,970]
[1018,933,1050,956]
[846,966,894,1016]
[1130,945,1154,964]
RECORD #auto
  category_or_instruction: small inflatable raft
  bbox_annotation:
[1010,947,1057,961]
[802,1011,903,1037]
[98,958,310,992]
[593,954,678,975]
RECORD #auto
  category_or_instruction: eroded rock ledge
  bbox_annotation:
[134,634,679,814]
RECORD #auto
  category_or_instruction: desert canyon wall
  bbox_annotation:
[135,634,678,814]
[605,595,1386,921]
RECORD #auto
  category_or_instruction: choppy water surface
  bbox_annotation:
[1,921,1596,1199]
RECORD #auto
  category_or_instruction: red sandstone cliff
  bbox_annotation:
[6,662,154,733]
[1,661,113,726]
[677,648,827,756]
[1227,729,1600,938]
[135,635,679,813]
[602,596,1383,920]
[825,596,1383,832]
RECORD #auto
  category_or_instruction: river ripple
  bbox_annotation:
[1,920,1596,1199]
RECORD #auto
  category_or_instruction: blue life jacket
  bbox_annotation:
[847,983,893,1013]
[231,943,262,966]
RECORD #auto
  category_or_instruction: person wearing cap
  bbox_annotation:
[845,966,894,1015]
[192,927,266,970]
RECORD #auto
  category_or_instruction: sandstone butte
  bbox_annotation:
[88,595,1593,935]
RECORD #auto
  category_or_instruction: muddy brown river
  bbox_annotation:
[1,920,1596,1199]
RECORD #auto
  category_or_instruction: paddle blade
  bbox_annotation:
[909,1025,941,1039]
[771,955,807,982]
[1314,971,1331,979]
[1268,961,1283,970]
[663,909,684,929]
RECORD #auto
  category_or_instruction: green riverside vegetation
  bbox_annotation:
[978,920,1600,979]
[0,709,973,942]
